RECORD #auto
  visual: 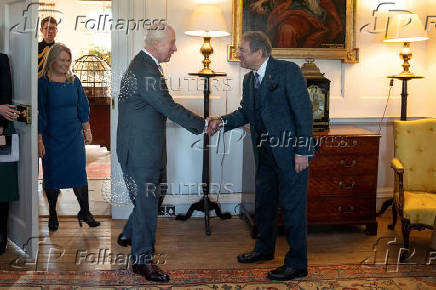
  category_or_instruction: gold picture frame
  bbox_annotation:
[227,0,359,63]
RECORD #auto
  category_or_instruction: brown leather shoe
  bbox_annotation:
[237,251,274,263]
[267,265,308,281]
[132,264,170,282]
[117,233,131,247]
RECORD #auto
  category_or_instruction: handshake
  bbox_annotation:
[205,117,224,136]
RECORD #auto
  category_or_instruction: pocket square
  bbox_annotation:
[269,83,279,91]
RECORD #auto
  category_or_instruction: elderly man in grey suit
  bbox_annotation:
[116,25,205,282]
[208,31,313,281]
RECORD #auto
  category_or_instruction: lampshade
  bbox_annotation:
[185,4,230,37]
[384,13,429,43]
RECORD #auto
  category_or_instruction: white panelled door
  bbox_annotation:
[1,0,39,258]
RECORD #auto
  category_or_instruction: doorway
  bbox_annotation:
[38,0,112,220]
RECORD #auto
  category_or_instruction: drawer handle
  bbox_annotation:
[338,139,358,148]
[340,160,357,168]
[337,205,355,215]
[339,181,356,190]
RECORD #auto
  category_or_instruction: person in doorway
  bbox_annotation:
[38,16,58,73]
[0,53,19,255]
[38,43,100,231]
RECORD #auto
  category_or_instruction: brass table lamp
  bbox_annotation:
[384,13,429,120]
[184,4,230,74]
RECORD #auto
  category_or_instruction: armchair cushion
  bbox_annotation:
[394,191,436,225]
[393,119,436,193]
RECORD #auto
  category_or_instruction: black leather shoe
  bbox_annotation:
[237,251,274,263]
[132,264,170,282]
[117,233,131,247]
[267,265,308,281]
[77,211,100,228]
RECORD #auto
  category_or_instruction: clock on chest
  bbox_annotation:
[301,59,330,131]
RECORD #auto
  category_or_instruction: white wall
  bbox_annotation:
[105,0,436,216]
[161,0,436,209]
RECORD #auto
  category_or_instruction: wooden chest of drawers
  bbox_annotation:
[88,97,111,151]
[240,126,381,236]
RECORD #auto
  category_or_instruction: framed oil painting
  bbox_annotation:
[227,0,358,62]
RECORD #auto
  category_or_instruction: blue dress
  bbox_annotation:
[38,75,90,190]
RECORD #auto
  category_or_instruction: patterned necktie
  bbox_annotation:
[158,65,163,75]
[254,72,261,89]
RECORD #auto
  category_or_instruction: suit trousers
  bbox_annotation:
[120,159,165,264]
[254,145,309,269]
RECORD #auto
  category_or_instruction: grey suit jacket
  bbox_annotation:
[222,57,313,171]
[117,51,205,174]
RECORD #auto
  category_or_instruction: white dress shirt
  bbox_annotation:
[142,48,159,66]
[254,57,269,84]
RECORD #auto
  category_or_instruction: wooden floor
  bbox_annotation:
[38,179,111,217]
[0,211,434,272]
[39,145,111,217]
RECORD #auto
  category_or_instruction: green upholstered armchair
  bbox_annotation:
[390,119,436,260]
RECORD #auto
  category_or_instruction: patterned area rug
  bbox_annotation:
[0,265,435,289]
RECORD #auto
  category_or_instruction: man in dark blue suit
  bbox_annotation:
[208,31,313,281]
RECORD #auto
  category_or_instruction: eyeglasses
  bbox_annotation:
[237,47,253,55]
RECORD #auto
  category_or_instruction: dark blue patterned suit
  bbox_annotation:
[222,57,313,269]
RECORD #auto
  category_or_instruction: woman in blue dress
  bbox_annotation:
[38,43,100,231]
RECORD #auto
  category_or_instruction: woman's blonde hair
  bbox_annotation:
[38,43,74,82]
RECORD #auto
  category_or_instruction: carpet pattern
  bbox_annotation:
[0,265,435,289]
